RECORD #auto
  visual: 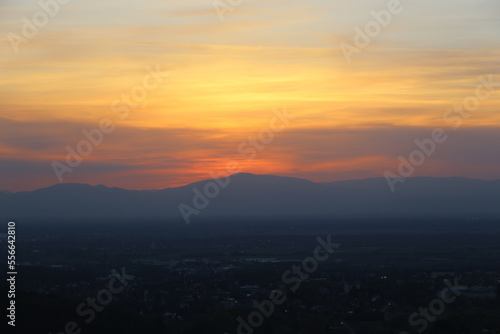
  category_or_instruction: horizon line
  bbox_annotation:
[3,173,499,194]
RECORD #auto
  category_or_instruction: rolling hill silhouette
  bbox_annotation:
[1,173,499,222]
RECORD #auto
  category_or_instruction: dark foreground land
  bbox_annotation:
[1,218,500,334]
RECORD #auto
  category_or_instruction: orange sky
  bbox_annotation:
[1,0,500,191]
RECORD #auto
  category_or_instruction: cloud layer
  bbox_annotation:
[1,0,499,190]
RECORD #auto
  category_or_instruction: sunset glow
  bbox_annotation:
[1,0,499,191]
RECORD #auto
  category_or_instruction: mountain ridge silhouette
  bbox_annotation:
[2,173,500,221]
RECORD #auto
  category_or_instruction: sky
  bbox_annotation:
[1,0,499,191]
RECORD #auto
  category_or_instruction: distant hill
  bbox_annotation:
[1,173,500,223]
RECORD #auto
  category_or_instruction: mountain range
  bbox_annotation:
[1,173,500,223]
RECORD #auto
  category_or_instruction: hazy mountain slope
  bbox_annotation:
[1,173,499,222]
